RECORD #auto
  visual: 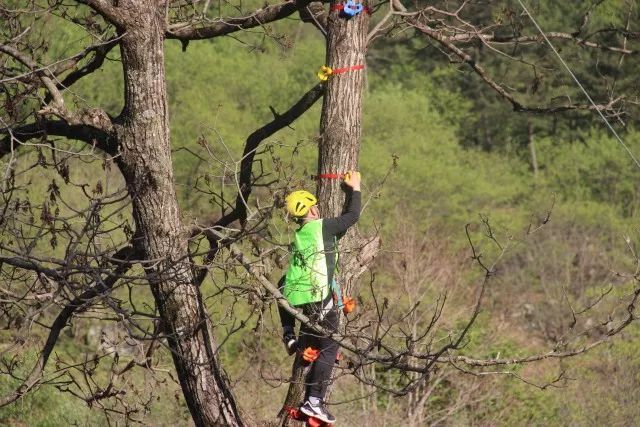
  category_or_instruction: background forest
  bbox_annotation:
[1,0,640,425]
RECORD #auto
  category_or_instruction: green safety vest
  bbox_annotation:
[284,220,331,306]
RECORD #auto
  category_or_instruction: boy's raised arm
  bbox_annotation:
[323,171,362,236]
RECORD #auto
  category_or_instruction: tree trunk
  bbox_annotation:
[114,3,243,425]
[279,5,379,424]
[317,2,376,296]
[317,5,368,226]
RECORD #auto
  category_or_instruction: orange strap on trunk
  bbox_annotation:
[314,173,344,179]
[317,64,365,81]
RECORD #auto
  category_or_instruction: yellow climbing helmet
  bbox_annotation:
[285,190,317,217]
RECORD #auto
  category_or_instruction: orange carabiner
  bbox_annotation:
[343,296,356,314]
[302,347,320,362]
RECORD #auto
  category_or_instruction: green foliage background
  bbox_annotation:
[2,0,640,425]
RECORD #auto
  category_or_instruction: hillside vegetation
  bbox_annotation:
[2,2,640,425]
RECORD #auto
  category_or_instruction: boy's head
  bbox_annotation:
[285,190,319,223]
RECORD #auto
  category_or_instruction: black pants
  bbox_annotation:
[279,294,339,400]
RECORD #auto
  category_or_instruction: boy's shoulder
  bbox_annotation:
[296,219,323,233]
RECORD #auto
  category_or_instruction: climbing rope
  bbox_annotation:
[515,0,640,170]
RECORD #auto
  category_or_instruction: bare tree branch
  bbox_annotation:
[0,245,136,408]
[0,43,66,109]
[393,4,622,115]
[166,0,320,41]
[444,32,638,55]
[0,120,116,158]
[0,43,115,139]
[221,83,323,227]
[0,255,66,281]
[75,0,127,28]
[192,83,324,285]
[299,2,328,36]
[44,36,121,103]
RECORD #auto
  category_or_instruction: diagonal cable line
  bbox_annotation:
[516,0,640,170]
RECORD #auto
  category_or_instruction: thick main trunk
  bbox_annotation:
[317,3,383,300]
[114,3,242,426]
[317,7,368,226]
[317,3,374,295]
[280,6,378,424]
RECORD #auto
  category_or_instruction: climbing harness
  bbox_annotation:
[317,64,365,81]
[516,0,640,170]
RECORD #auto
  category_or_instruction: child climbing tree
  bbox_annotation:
[279,2,380,424]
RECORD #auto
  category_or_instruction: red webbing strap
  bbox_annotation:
[316,173,343,179]
[284,406,303,420]
[331,64,365,74]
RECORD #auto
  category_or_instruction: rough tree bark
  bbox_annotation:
[279,3,380,424]
[317,3,369,229]
[113,2,242,425]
